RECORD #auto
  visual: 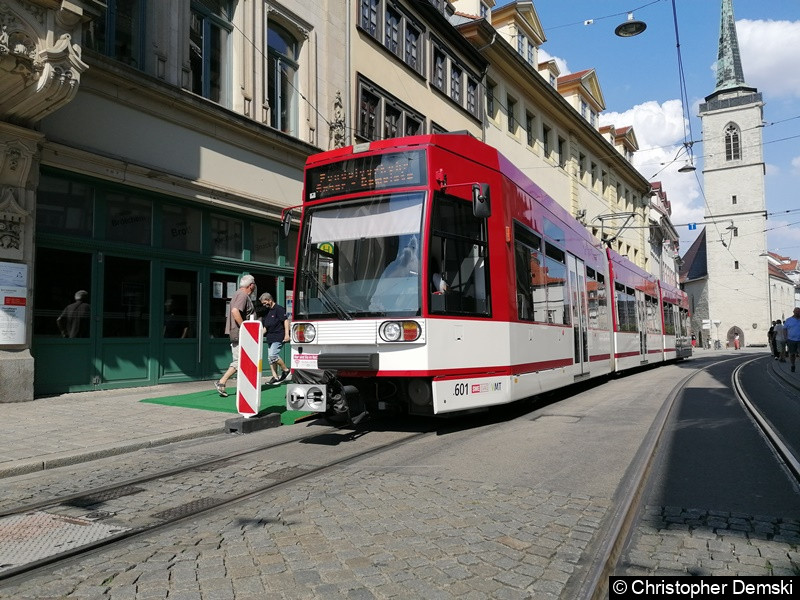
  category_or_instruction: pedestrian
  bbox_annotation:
[772,320,787,363]
[768,321,777,358]
[215,274,255,397]
[259,292,290,384]
[784,307,800,373]
[691,334,696,348]
[56,290,90,338]
[733,332,740,350]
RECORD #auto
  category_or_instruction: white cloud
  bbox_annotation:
[792,156,800,175]
[600,100,703,249]
[538,48,570,76]
[737,19,800,99]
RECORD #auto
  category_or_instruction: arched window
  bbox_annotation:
[725,123,741,161]
[267,22,300,135]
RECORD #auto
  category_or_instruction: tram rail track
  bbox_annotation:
[733,357,800,482]
[0,425,431,584]
[575,354,755,599]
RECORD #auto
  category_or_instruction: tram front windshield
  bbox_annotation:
[296,192,424,319]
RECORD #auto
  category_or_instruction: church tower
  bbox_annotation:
[698,0,768,347]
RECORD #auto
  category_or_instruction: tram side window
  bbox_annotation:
[542,244,570,325]
[586,268,608,330]
[513,223,541,321]
[429,194,490,316]
[663,302,676,335]
[615,283,636,332]
[596,272,608,331]
[646,295,660,334]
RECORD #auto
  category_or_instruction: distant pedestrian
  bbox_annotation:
[215,275,255,397]
[733,332,740,350]
[56,290,90,338]
[259,292,290,384]
[784,307,800,373]
[773,320,787,362]
[768,321,778,358]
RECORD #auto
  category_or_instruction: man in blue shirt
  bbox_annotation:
[259,293,290,384]
[784,307,800,373]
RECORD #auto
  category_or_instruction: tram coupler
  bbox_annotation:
[330,384,366,426]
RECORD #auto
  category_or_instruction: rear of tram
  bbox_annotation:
[284,137,495,422]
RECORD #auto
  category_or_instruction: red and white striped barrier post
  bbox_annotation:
[237,318,263,418]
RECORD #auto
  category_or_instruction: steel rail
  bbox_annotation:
[733,357,800,482]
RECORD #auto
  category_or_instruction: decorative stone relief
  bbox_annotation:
[0,187,28,260]
[0,2,88,125]
[330,91,346,149]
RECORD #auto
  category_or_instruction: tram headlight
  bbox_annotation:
[379,320,421,342]
[380,321,402,342]
[293,323,316,343]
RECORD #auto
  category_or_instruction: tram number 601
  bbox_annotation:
[454,383,470,396]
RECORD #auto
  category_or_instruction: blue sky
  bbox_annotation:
[509,0,800,257]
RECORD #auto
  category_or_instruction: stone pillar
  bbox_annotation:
[1,1,88,401]
[0,123,42,402]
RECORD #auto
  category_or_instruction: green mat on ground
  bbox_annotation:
[140,383,311,426]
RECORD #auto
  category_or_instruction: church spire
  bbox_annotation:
[714,0,747,92]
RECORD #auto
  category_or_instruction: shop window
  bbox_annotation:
[103,256,150,337]
[189,0,231,105]
[162,204,201,252]
[33,248,93,338]
[209,272,240,338]
[252,222,280,264]
[210,214,243,258]
[37,176,94,238]
[164,268,197,338]
[84,0,146,69]
[267,21,300,135]
[106,193,152,245]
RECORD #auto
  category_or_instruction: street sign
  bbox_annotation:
[688,223,697,231]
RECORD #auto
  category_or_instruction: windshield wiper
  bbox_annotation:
[302,268,353,321]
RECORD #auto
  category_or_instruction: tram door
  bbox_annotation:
[636,290,648,361]
[568,255,589,375]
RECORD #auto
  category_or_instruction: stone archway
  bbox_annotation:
[726,325,745,349]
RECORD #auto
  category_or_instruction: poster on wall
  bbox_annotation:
[0,262,28,345]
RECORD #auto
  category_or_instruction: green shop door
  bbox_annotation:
[32,248,95,395]
[159,267,200,381]
[99,256,152,386]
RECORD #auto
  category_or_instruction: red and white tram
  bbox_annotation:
[284,134,691,421]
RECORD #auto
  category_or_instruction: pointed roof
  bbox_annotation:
[680,228,708,283]
[714,0,747,92]
[556,68,605,111]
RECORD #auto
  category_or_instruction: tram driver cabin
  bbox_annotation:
[283,134,691,422]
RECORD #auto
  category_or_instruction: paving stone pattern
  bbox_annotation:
[0,468,611,600]
[618,505,800,576]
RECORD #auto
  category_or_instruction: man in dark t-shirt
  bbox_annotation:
[259,292,290,384]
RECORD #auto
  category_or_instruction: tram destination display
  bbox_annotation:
[306,150,426,200]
